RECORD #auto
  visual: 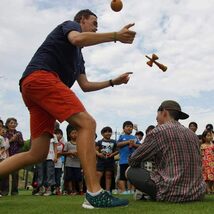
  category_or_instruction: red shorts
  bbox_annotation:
[21,70,86,139]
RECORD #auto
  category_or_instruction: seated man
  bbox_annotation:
[126,100,206,202]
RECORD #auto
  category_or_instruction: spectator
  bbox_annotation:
[127,100,206,202]
[117,121,140,194]
[205,124,214,142]
[96,126,118,194]
[188,122,198,133]
[0,125,10,197]
[34,135,58,196]
[63,126,83,195]
[201,130,214,194]
[145,125,155,135]
[135,131,144,143]
[54,128,65,195]
[5,117,24,196]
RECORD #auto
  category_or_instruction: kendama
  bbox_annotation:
[145,54,167,72]
[111,0,123,12]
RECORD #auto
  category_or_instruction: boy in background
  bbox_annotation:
[54,128,65,195]
[117,121,140,194]
[63,125,83,195]
[96,126,118,194]
[34,135,58,196]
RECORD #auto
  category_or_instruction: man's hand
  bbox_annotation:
[117,23,136,44]
[112,72,133,85]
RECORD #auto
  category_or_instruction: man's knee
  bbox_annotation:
[67,112,96,130]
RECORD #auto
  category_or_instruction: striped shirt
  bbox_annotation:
[129,121,206,202]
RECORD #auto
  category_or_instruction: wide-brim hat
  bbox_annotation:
[158,100,189,120]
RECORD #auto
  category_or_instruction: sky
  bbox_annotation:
[0,0,213,140]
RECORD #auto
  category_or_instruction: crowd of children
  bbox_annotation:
[0,118,213,197]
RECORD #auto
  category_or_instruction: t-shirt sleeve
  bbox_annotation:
[62,21,81,36]
[79,52,85,74]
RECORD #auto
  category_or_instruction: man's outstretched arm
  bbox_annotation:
[77,72,133,92]
[68,23,136,47]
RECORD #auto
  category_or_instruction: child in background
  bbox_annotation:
[135,131,144,144]
[35,135,58,196]
[63,125,83,195]
[0,126,10,197]
[54,128,65,195]
[96,126,118,194]
[0,126,10,161]
[117,121,140,194]
[201,130,214,194]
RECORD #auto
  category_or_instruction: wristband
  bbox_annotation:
[109,79,114,87]
[113,32,117,43]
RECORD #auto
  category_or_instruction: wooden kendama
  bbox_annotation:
[145,54,167,72]
[111,0,123,12]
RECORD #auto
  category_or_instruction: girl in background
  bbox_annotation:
[201,130,214,194]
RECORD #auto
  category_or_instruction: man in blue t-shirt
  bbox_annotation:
[0,9,136,208]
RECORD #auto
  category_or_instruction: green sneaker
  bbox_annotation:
[82,190,129,209]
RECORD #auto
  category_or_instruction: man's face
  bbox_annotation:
[156,111,165,125]
[81,15,98,32]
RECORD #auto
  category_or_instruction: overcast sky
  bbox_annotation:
[0,0,213,140]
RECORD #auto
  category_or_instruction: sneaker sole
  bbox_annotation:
[82,199,128,209]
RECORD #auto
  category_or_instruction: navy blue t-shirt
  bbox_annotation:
[20,21,85,88]
[96,139,117,164]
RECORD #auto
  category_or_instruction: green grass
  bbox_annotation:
[0,190,213,214]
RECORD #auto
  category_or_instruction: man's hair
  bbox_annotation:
[188,121,198,128]
[54,128,63,136]
[74,9,97,23]
[101,126,112,134]
[123,121,133,129]
[158,106,180,121]
[168,110,180,121]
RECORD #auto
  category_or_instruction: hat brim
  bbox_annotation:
[179,112,189,120]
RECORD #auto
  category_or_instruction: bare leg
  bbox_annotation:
[105,171,112,192]
[96,171,104,185]
[117,180,126,193]
[66,111,101,193]
[0,133,51,176]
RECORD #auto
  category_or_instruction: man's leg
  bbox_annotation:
[126,167,157,200]
[0,133,51,177]
[66,112,129,208]
[66,111,100,193]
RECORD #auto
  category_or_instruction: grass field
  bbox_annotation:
[0,190,213,214]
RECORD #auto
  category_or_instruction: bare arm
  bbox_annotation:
[77,72,133,92]
[117,140,130,148]
[68,23,136,47]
